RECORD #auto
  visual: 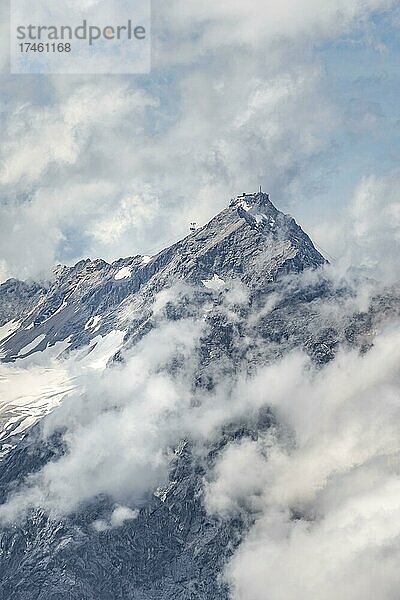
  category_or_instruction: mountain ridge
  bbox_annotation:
[2,191,393,600]
[0,191,325,364]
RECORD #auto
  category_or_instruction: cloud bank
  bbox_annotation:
[0,316,204,520]
[205,324,400,600]
[0,0,397,281]
[0,260,399,600]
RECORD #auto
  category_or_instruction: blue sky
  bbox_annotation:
[312,10,400,205]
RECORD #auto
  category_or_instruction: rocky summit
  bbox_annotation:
[0,192,397,599]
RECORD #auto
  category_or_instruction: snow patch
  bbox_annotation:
[75,330,125,370]
[115,266,132,280]
[154,481,177,502]
[54,537,73,552]
[35,298,70,327]
[0,360,75,446]
[141,255,152,265]
[17,334,47,357]
[84,315,101,332]
[201,274,225,291]
[51,297,69,317]
[0,330,123,453]
[254,213,268,224]
[0,443,14,460]
[239,200,251,211]
[0,320,21,345]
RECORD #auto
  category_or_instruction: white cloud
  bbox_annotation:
[157,0,393,64]
[349,174,400,282]
[0,275,400,600]
[0,84,147,187]
[203,322,400,600]
[309,172,400,285]
[0,1,396,281]
[204,438,273,517]
[0,314,205,520]
[92,505,139,532]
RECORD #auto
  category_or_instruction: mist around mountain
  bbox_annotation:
[0,192,400,600]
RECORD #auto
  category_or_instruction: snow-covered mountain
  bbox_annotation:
[0,192,398,599]
[0,191,324,361]
[0,191,324,449]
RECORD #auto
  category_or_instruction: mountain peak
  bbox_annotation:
[229,190,276,212]
[0,192,326,370]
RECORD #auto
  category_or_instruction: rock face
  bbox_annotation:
[0,192,397,599]
[0,192,325,364]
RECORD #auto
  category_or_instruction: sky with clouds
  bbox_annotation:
[0,0,399,282]
[1,4,400,596]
